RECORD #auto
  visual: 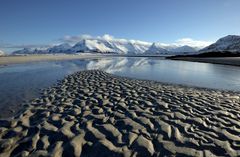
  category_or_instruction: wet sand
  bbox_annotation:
[0,70,240,156]
[170,57,240,67]
[0,54,166,66]
[0,54,108,66]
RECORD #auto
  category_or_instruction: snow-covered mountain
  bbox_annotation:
[200,35,240,53]
[72,38,151,54]
[0,50,4,56]
[145,43,197,55]
[71,39,114,53]
[12,38,151,55]
[170,45,198,54]
[47,43,72,53]
[12,48,36,54]
[11,36,200,55]
[144,43,169,54]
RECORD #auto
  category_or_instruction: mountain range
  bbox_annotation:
[145,43,199,55]
[12,38,199,55]
[12,35,240,55]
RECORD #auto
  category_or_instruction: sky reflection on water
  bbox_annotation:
[0,57,240,117]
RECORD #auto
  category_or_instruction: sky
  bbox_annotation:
[0,0,240,53]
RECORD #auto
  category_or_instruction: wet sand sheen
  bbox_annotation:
[0,70,240,156]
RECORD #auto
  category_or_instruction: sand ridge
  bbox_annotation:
[0,70,240,157]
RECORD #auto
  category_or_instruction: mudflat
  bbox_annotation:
[0,70,240,156]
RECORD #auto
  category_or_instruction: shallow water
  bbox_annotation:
[0,57,240,117]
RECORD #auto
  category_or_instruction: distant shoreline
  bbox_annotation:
[167,51,240,67]
[169,56,240,67]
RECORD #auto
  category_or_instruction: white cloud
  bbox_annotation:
[101,34,114,41]
[59,34,151,46]
[173,38,213,48]
[59,34,93,44]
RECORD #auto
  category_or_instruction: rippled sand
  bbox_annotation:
[0,70,240,157]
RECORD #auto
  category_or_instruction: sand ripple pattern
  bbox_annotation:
[0,70,240,157]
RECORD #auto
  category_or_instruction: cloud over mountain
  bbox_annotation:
[174,38,213,48]
[59,34,212,48]
[59,34,151,46]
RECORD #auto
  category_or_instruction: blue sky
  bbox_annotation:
[0,0,240,52]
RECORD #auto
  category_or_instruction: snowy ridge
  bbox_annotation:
[200,35,240,53]
[144,43,169,54]
[12,48,37,54]
[145,43,198,55]
[47,43,72,53]
[170,45,198,53]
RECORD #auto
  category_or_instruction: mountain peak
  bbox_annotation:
[47,43,72,53]
[145,43,169,54]
[171,45,197,53]
[200,35,240,53]
[217,35,240,43]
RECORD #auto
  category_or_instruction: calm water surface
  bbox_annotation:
[1,57,240,117]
